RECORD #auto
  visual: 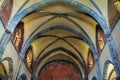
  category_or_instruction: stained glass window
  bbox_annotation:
[11,22,24,53]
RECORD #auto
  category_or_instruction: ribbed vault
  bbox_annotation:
[0,0,120,80]
[19,2,97,80]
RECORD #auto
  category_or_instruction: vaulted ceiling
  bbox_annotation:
[21,2,98,79]
[0,0,120,80]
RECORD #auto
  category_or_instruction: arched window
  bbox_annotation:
[103,61,117,80]
[0,57,13,80]
[24,47,33,71]
[96,25,106,54]
[11,22,24,53]
[18,74,27,80]
[92,76,97,80]
[0,64,6,80]
[87,50,94,73]
[13,29,22,47]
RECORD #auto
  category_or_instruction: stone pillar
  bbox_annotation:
[107,35,120,76]
[95,59,101,80]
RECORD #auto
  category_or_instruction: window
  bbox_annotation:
[92,76,97,80]
[96,26,106,54]
[11,22,24,53]
[97,31,104,50]
[14,29,22,47]
[24,47,33,71]
[18,74,27,80]
[87,50,94,73]
[103,61,117,80]
[0,57,13,80]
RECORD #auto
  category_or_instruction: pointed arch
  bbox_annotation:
[0,57,13,80]
[38,60,81,80]
[35,47,84,80]
[103,60,117,80]
[0,0,120,78]
[11,21,24,53]
[24,46,34,71]
[92,76,97,80]
[0,0,106,60]
[96,25,106,55]
[87,49,94,73]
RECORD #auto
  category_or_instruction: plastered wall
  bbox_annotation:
[112,19,120,61]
